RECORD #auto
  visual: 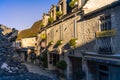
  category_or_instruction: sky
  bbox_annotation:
[0,0,58,30]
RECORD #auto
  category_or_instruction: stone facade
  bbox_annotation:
[42,13,49,26]
[21,37,37,48]
[58,0,67,15]
[49,5,57,21]
[35,0,120,80]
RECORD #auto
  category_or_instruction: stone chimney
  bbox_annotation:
[42,13,49,26]
[58,0,67,15]
[49,5,57,21]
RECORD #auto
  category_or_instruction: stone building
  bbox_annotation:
[81,0,120,80]
[16,20,42,51]
[35,0,120,80]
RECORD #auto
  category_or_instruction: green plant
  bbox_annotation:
[41,34,46,39]
[48,17,54,24]
[69,0,78,8]
[56,60,67,70]
[56,11,62,17]
[57,40,63,46]
[69,38,78,47]
[40,23,44,27]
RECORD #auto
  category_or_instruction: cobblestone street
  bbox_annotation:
[24,62,59,80]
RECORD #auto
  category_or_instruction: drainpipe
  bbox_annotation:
[60,24,63,40]
[74,15,77,38]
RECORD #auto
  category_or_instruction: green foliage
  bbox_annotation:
[69,0,78,8]
[56,11,62,17]
[41,34,46,39]
[57,40,63,46]
[69,38,78,47]
[40,23,44,27]
[48,17,54,24]
[56,60,67,70]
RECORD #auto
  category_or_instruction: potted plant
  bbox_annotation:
[56,11,62,17]
[56,40,63,46]
[48,17,54,24]
[69,0,78,8]
[40,23,44,28]
[69,38,78,47]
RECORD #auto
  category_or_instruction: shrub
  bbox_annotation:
[56,60,67,70]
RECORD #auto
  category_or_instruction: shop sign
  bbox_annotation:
[96,29,116,38]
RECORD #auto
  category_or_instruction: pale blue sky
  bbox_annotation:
[0,0,58,30]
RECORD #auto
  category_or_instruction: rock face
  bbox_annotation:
[0,24,12,35]
[0,27,54,80]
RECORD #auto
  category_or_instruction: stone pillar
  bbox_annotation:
[58,0,67,15]
[53,5,56,21]
[63,0,67,15]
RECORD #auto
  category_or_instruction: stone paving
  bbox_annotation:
[24,62,59,80]
[0,27,59,80]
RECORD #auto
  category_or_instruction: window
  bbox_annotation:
[98,15,113,54]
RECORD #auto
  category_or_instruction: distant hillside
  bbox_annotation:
[17,20,42,40]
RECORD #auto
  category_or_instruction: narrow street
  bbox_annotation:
[24,62,59,80]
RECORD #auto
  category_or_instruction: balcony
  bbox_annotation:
[98,47,113,54]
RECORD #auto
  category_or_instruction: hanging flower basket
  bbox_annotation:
[69,0,78,8]
[41,34,46,39]
[40,23,44,27]
[56,40,63,46]
[69,38,78,47]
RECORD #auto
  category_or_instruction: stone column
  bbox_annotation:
[53,5,56,21]
[63,0,67,15]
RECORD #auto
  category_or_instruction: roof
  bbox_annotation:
[83,0,118,14]
[17,20,42,40]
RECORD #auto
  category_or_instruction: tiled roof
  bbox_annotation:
[17,20,42,40]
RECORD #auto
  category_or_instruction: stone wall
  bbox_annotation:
[21,37,36,48]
